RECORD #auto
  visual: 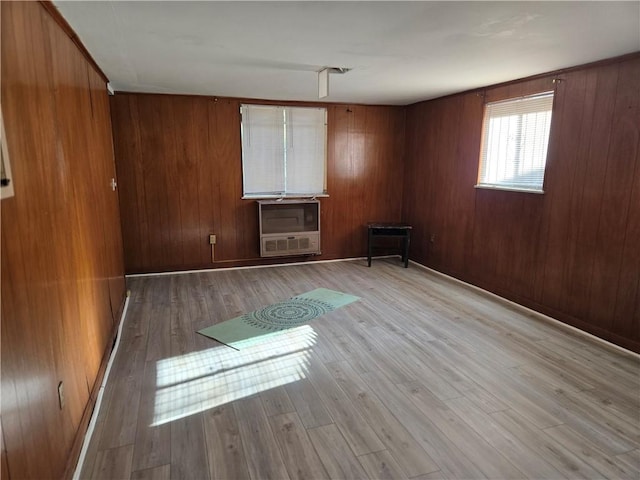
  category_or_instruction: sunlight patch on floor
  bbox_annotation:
[152,325,316,426]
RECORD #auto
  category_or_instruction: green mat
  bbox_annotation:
[198,288,359,349]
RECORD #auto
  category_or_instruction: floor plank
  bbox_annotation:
[260,386,296,417]
[130,464,170,480]
[358,371,486,479]
[395,380,526,479]
[615,449,640,474]
[509,365,639,454]
[307,424,368,480]
[202,405,251,480]
[492,409,607,479]
[131,361,170,472]
[79,418,106,478]
[543,423,639,479]
[326,360,439,477]
[97,339,145,450]
[233,395,290,480]
[304,356,386,456]
[357,449,408,480]
[169,414,209,480]
[446,396,565,479]
[268,412,330,480]
[90,444,134,480]
[284,379,333,429]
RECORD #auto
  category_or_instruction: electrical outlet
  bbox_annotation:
[58,381,65,410]
[209,234,217,245]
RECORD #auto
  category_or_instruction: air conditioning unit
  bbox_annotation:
[262,233,320,257]
[258,200,321,257]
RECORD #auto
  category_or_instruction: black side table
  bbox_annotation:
[367,223,412,268]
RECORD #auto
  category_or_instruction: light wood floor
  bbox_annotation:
[79,258,640,479]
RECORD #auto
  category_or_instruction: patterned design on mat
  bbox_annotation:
[241,298,334,331]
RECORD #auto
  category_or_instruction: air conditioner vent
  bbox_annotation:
[265,240,277,252]
[260,233,321,257]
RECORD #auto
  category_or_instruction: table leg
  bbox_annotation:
[367,229,372,267]
[404,232,410,268]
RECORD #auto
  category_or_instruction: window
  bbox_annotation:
[241,104,327,198]
[477,91,554,193]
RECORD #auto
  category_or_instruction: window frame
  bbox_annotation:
[240,104,328,199]
[476,90,555,194]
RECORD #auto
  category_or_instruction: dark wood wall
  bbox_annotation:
[110,94,406,273]
[1,2,126,478]
[403,55,640,352]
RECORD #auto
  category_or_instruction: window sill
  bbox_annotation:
[242,194,329,200]
[474,184,544,194]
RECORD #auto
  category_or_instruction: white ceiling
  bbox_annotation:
[54,1,640,106]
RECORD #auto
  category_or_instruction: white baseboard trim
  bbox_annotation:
[409,260,639,359]
[125,255,399,278]
[72,292,132,480]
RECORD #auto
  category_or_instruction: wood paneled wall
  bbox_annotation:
[1,2,126,478]
[111,94,405,273]
[403,55,640,352]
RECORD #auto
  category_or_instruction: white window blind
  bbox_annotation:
[477,91,554,193]
[241,104,327,198]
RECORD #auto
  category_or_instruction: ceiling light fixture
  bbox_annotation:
[318,67,351,99]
